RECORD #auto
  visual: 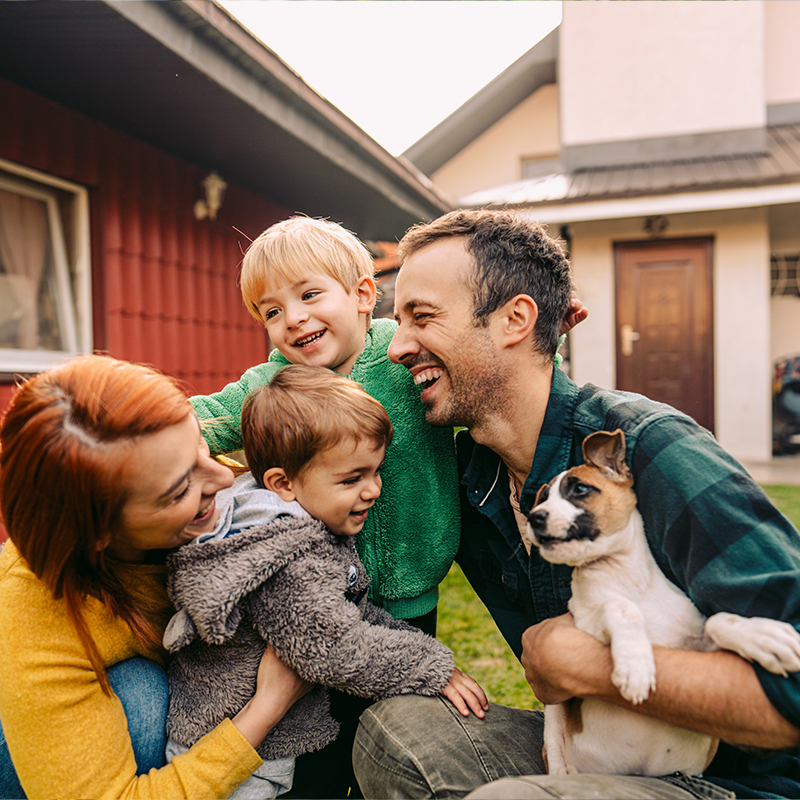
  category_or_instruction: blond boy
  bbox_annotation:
[190,217,461,629]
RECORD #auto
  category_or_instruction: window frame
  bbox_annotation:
[0,158,92,374]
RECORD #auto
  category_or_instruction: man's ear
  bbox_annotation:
[262,467,297,502]
[496,294,538,346]
[355,275,378,314]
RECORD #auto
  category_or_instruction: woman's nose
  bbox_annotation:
[203,454,234,493]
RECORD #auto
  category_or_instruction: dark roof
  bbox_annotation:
[462,123,800,209]
[402,29,558,176]
[0,0,451,240]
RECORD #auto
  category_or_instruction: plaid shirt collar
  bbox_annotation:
[462,366,580,517]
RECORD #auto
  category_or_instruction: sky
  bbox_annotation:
[218,1,562,156]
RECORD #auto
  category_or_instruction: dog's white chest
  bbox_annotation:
[568,543,707,652]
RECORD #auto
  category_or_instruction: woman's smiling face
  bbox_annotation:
[108,414,234,562]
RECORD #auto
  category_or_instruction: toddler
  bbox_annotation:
[190,217,460,630]
[165,366,486,799]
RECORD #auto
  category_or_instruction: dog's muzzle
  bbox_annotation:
[527,507,600,544]
[527,509,558,543]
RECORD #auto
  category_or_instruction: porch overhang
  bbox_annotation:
[462,123,800,226]
[518,181,800,225]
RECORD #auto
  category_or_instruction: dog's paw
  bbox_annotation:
[611,655,656,704]
[705,613,800,676]
[557,766,579,775]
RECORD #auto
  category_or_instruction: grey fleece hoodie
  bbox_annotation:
[163,476,455,761]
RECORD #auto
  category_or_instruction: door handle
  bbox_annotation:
[620,323,641,357]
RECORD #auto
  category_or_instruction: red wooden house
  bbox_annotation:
[0,0,451,411]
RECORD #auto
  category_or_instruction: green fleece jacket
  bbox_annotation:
[190,318,460,620]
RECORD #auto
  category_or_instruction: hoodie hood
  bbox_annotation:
[198,473,308,543]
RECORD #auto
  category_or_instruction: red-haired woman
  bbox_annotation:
[0,355,310,799]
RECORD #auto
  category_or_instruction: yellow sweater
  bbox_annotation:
[0,542,262,799]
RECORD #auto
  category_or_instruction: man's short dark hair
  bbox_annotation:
[397,209,573,359]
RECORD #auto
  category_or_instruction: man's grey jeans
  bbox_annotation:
[352,696,735,799]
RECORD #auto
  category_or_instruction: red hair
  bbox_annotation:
[0,355,191,692]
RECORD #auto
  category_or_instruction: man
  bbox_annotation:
[352,209,800,799]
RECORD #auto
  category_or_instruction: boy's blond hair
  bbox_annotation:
[241,364,393,485]
[240,216,376,324]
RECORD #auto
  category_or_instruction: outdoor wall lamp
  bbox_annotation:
[193,171,227,221]
[644,215,668,237]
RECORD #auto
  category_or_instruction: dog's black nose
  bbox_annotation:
[528,509,548,530]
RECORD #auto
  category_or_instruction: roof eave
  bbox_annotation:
[0,0,452,239]
[402,28,559,176]
[112,0,454,233]
[174,1,454,213]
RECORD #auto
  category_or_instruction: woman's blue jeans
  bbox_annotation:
[0,657,169,799]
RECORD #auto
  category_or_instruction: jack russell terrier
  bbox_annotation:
[525,429,800,777]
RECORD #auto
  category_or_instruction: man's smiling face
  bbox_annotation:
[388,237,510,429]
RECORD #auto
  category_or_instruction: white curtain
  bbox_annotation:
[0,188,49,350]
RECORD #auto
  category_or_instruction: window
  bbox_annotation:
[0,160,91,373]
[771,252,800,298]
[520,154,561,180]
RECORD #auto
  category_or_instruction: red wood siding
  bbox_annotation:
[0,384,16,413]
[0,76,289,397]
[0,78,296,542]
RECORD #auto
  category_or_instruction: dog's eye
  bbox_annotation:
[571,482,596,498]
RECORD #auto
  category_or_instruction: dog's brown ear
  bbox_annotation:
[582,430,632,483]
[534,482,549,505]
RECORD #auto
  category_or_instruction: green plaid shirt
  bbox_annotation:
[457,367,800,797]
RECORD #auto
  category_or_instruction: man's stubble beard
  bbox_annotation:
[423,330,512,430]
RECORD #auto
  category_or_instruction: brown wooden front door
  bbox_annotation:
[615,238,714,432]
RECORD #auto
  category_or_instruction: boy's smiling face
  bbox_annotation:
[267,437,386,537]
[257,272,376,375]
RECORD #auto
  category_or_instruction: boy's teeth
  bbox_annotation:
[414,368,444,386]
[195,501,213,520]
[295,331,323,347]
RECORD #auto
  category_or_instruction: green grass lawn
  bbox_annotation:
[437,563,538,709]
[762,484,800,529]
[437,483,800,710]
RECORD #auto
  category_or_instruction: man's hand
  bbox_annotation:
[441,668,489,718]
[560,294,588,336]
[521,614,800,750]
[521,613,610,705]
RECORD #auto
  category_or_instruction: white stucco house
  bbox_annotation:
[403,0,800,463]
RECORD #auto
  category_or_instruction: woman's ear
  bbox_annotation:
[355,275,377,315]
[497,294,538,346]
[262,467,297,502]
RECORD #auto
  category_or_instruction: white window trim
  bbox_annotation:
[0,158,92,373]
